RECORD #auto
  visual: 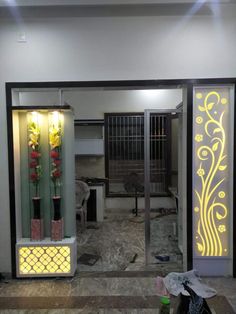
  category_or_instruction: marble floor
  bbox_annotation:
[0,273,235,313]
[77,209,182,273]
[0,210,235,312]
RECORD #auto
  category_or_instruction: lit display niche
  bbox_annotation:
[193,87,230,257]
[12,105,76,277]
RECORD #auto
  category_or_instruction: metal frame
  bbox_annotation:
[5,78,236,277]
[144,109,181,265]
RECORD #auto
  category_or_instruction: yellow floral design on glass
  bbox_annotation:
[202,150,208,157]
[197,168,205,177]
[218,225,226,233]
[195,134,203,142]
[221,98,228,105]
[196,93,203,99]
[218,191,226,199]
[196,116,203,124]
[194,207,199,212]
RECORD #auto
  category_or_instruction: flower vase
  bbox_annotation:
[53,196,61,220]
[51,196,64,241]
[31,197,43,241]
[32,196,41,219]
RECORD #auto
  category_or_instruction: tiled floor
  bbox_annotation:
[0,274,235,313]
[77,210,182,273]
[0,210,235,313]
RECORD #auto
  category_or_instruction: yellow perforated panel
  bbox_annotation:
[19,246,71,274]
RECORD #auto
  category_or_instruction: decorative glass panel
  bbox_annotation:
[193,86,230,257]
[18,246,71,274]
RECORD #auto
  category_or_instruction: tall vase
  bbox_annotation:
[31,197,43,241]
[53,196,61,220]
[51,196,64,241]
[32,197,41,219]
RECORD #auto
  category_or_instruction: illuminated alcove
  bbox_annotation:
[12,105,76,277]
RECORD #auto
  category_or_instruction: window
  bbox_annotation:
[105,113,171,196]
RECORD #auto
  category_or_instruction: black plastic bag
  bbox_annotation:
[176,282,212,314]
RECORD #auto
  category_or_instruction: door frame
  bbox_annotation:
[5,78,236,277]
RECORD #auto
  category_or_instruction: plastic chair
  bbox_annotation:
[75,180,90,229]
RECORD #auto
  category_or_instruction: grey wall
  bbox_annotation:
[1,5,236,273]
[75,156,105,179]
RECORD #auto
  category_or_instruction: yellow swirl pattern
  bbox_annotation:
[194,90,228,256]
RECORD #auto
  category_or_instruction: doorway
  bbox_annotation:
[73,88,184,272]
[6,79,236,277]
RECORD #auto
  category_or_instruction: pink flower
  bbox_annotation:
[30,172,39,182]
[52,170,61,178]
[53,159,61,166]
[30,151,40,159]
[50,150,59,159]
[30,161,37,168]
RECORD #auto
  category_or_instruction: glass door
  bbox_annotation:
[144,109,182,267]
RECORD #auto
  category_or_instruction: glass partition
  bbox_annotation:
[192,85,234,275]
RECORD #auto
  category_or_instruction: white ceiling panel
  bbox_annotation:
[0,0,233,6]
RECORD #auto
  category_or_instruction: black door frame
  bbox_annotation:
[5,78,236,277]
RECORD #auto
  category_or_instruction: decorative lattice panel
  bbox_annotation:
[18,246,71,275]
[193,86,231,257]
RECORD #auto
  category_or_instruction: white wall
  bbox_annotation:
[19,89,182,119]
[1,14,236,83]
[65,89,181,119]
[1,6,236,273]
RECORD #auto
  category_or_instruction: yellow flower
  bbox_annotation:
[28,130,40,149]
[28,121,40,149]
[49,126,59,135]
[49,134,61,149]
[218,225,226,233]
[202,150,208,157]
[196,116,203,124]
[197,168,205,177]
[218,191,225,199]
[194,207,199,212]
[29,123,40,136]
[221,98,227,105]
[49,126,62,149]
[195,134,203,142]
[196,93,203,99]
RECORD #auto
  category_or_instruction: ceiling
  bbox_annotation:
[0,0,235,18]
[0,0,233,6]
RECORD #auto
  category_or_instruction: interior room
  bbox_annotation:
[14,86,184,273]
[1,0,236,312]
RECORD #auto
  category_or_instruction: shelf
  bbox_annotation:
[12,105,72,111]
[17,237,76,245]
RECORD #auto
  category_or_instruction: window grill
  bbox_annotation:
[105,113,171,196]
